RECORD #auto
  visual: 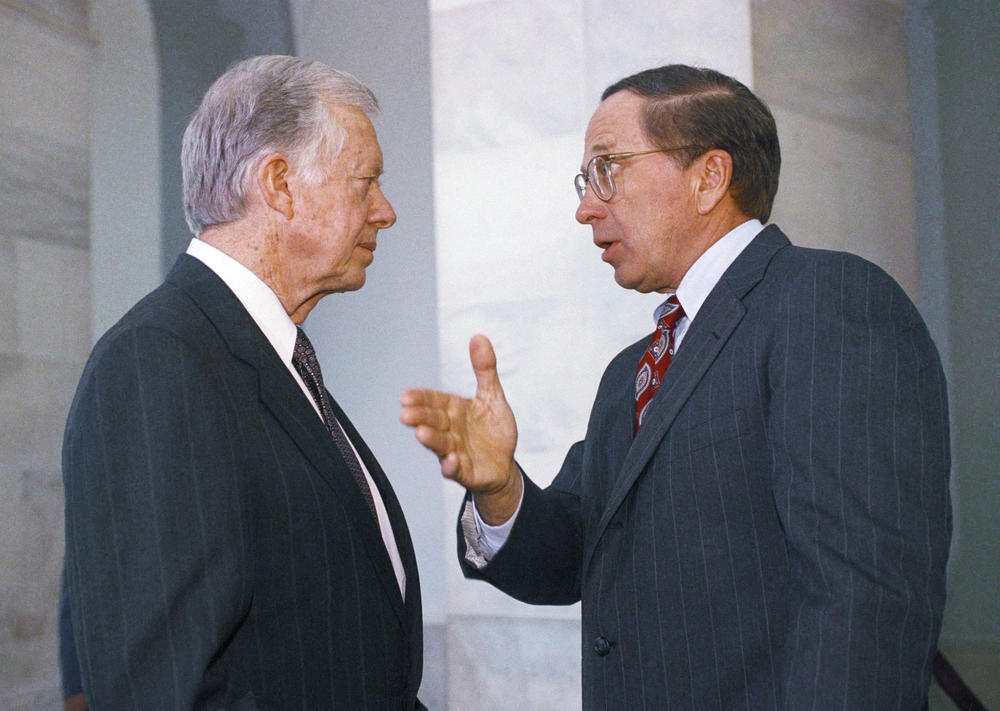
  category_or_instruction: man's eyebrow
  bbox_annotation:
[580,141,613,171]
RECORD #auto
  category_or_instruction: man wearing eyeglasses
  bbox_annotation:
[402,65,950,709]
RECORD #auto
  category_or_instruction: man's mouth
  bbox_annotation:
[598,240,619,262]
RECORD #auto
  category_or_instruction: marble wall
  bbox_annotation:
[0,2,92,708]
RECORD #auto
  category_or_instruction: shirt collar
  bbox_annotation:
[655,219,765,323]
[185,238,299,365]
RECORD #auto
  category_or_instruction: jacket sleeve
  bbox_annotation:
[768,254,951,709]
[457,442,586,605]
[63,324,257,710]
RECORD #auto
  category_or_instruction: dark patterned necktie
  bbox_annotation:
[635,296,684,431]
[292,327,378,522]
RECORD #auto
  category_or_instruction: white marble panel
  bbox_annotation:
[0,683,63,711]
[0,124,89,250]
[430,0,493,10]
[6,0,89,36]
[431,0,586,152]
[0,356,82,475]
[447,615,581,711]
[14,238,91,362]
[753,0,910,146]
[0,466,64,605]
[769,105,919,300]
[420,623,448,709]
[583,0,753,105]
[0,356,76,704]
[0,9,90,149]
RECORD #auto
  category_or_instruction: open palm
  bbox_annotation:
[400,334,519,498]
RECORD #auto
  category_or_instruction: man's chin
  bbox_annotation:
[337,272,367,293]
[317,269,368,297]
[345,268,368,292]
[613,268,642,292]
[612,268,669,294]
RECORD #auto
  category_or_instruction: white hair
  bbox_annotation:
[181,55,380,235]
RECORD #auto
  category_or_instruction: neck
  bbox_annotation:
[199,221,311,322]
[703,204,753,245]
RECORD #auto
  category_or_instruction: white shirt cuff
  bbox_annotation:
[460,470,524,568]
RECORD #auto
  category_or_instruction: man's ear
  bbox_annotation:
[693,149,733,215]
[256,153,294,220]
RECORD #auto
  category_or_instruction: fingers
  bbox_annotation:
[400,387,454,409]
[412,426,462,480]
[469,334,504,401]
[399,403,451,430]
[439,451,461,479]
[400,388,465,466]
[412,424,451,454]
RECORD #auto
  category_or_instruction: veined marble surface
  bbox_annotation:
[448,614,582,711]
[0,9,91,149]
[0,4,91,708]
[0,124,88,251]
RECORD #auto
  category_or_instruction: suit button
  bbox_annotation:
[593,636,613,656]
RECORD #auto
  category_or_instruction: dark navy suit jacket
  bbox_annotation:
[461,226,951,710]
[63,255,424,709]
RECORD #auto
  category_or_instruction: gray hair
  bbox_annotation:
[181,55,380,236]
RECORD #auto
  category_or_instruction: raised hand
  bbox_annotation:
[399,334,521,524]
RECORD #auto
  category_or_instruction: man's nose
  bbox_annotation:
[371,186,396,228]
[575,185,606,224]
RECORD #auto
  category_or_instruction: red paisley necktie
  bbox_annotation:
[635,296,684,431]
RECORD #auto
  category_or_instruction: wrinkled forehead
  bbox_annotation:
[582,90,650,162]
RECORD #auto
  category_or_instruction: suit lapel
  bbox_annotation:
[584,226,791,573]
[257,380,409,624]
[166,256,409,626]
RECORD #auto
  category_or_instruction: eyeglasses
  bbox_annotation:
[574,146,702,202]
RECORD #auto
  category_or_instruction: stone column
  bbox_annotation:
[0,3,92,708]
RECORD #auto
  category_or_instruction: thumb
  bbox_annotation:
[469,334,504,400]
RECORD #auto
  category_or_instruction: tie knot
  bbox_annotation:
[292,326,325,391]
[293,326,317,364]
[657,297,684,331]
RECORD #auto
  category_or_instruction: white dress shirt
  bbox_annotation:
[471,219,766,560]
[186,238,406,596]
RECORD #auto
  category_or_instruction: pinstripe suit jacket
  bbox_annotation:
[63,255,424,710]
[460,226,951,710]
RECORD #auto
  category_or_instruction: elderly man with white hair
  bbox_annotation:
[62,55,425,710]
